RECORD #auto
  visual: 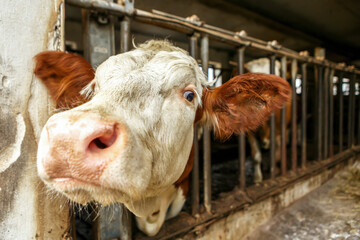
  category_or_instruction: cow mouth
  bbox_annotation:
[49,177,124,205]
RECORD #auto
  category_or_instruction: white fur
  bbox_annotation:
[245,58,281,76]
[37,41,209,235]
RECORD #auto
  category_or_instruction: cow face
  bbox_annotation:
[35,40,291,218]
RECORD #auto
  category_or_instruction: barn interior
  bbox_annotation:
[54,0,360,239]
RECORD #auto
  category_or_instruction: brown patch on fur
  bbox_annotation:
[174,145,194,197]
[202,72,291,140]
[34,51,94,109]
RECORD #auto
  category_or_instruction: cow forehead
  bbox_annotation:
[92,41,207,97]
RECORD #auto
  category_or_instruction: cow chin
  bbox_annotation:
[48,179,129,206]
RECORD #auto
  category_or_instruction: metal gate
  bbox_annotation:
[63,0,360,239]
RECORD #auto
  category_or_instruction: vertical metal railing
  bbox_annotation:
[291,59,298,169]
[269,55,277,179]
[201,34,212,213]
[329,68,335,158]
[358,75,360,145]
[237,46,246,189]
[189,34,200,215]
[64,2,360,239]
[348,73,356,148]
[301,63,307,168]
[316,66,323,161]
[339,71,344,153]
[323,67,329,159]
[280,56,287,175]
[118,2,134,239]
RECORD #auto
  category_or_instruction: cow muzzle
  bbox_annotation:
[37,111,126,190]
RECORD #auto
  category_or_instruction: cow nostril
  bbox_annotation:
[93,138,108,149]
[88,125,118,152]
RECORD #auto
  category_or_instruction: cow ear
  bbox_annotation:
[201,72,291,140]
[34,51,95,109]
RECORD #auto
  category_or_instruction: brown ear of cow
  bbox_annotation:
[34,51,95,109]
[201,72,291,140]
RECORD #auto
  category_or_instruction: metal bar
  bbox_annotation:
[329,68,335,158]
[120,17,130,53]
[82,2,133,239]
[323,68,329,159]
[237,46,246,190]
[339,71,344,153]
[348,73,356,148]
[67,0,360,74]
[291,59,298,170]
[301,63,307,167]
[189,34,200,215]
[358,76,360,145]
[201,35,211,213]
[119,206,132,240]
[118,2,133,238]
[269,54,276,179]
[280,56,287,175]
[316,66,323,161]
[352,73,356,147]
[82,8,115,68]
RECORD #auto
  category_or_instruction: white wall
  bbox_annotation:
[0,1,70,239]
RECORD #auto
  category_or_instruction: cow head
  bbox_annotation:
[35,40,291,235]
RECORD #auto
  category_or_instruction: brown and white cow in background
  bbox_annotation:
[245,58,292,183]
[34,40,291,236]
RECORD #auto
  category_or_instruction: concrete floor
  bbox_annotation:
[245,162,360,240]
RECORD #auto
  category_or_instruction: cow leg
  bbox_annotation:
[248,132,263,183]
[135,186,178,236]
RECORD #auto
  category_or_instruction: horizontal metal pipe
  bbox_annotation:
[66,0,360,74]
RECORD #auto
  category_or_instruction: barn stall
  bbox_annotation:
[0,0,359,239]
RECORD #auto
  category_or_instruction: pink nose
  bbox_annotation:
[39,112,123,183]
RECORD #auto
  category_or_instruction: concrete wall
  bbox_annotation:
[0,1,70,239]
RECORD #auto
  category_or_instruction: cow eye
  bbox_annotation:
[183,90,194,102]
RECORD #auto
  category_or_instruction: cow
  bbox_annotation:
[34,40,291,236]
[245,58,292,183]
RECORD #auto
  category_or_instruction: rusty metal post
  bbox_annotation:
[358,76,360,146]
[201,34,212,213]
[348,73,356,148]
[339,72,344,153]
[291,59,298,170]
[280,56,287,175]
[329,69,335,158]
[189,34,200,215]
[120,17,130,53]
[120,0,133,53]
[269,54,276,179]
[323,67,329,159]
[118,2,133,239]
[316,66,323,161]
[301,63,307,167]
[237,46,246,189]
